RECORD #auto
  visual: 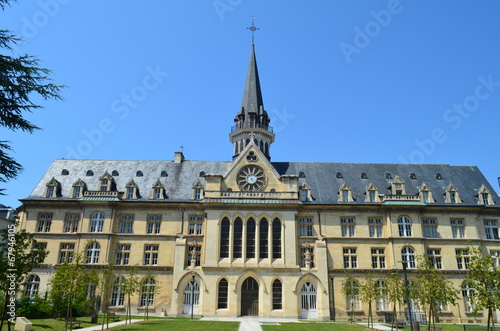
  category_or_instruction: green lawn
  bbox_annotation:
[112,319,240,331]
[0,314,164,331]
[262,322,368,331]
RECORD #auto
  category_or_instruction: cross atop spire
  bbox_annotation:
[246,16,259,44]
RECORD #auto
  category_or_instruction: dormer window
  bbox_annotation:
[125,180,139,199]
[86,170,94,176]
[391,176,406,195]
[45,178,61,198]
[72,179,86,198]
[98,172,115,192]
[361,173,368,179]
[419,183,434,204]
[161,171,168,177]
[61,169,69,176]
[445,184,461,204]
[365,183,379,203]
[112,170,119,176]
[191,181,204,200]
[100,179,108,192]
[336,172,343,179]
[150,179,165,200]
[299,182,311,202]
[478,185,494,206]
[338,182,353,203]
[136,171,143,177]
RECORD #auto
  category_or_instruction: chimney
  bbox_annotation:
[174,152,185,164]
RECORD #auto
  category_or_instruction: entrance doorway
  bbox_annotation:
[301,282,317,319]
[182,281,199,315]
[241,277,259,316]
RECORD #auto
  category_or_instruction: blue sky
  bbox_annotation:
[2,0,500,208]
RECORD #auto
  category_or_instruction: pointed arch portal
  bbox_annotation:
[241,277,259,316]
[183,280,199,315]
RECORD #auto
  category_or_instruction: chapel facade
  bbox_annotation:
[17,42,500,322]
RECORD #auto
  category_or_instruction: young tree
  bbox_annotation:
[340,273,359,323]
[50,246,88,331]
[463,245,500,331]
[1,0,64,194]
[414,255,458,331]
[141,269,161,321]
[97,264,115,330]
[359,273,378,329]
[385,271,405,331]
[0,223,48,331]
[122,266,141,324]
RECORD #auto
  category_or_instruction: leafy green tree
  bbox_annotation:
[341,273,359,323]
[463,245,500,331]
[385,271,406,330]
[1,0,63,195]
[123,266,141,324]
[50,249,87,331]
[0,223,48,331]
[359,273,378,329]
[413,255,458,331]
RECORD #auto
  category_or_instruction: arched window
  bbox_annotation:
[398,216,412,237]
[376,280,388,311]
[220,218,230,258]
[462,282,475,312]
[24,275,40,298]
[402,246,416,269]
[272,279,282,310]
[272,218,281,259]
[86,281,97,299]
[246,218,256,259]
[110,277,125,306]
[217,278,228,309]
[139,278,155,307]
[345,281,360,311]
[86,242,100,264]
[233,218,243,258]
[90,212,105,232]
[259,218,269,259]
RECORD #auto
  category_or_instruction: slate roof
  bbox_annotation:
[25,159,498,207]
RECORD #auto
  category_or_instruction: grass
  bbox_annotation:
[112,319,240,331]
[0,314,164,331]
[261,322,369,331]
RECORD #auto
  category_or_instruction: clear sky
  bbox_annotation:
[2,0,500,208]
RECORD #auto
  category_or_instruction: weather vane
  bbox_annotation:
[246,16,259,44]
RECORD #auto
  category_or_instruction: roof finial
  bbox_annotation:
[246,16,259,44]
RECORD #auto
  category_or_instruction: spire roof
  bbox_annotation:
[238,44,265,117]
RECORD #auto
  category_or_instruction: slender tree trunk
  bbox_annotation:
[391,304,396,331]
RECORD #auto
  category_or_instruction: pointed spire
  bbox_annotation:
[238,43,265,117]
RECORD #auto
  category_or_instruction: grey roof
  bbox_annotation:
[237,44,265,117]
[25,159,498,206]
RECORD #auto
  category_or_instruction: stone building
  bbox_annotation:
[18,42,500,322]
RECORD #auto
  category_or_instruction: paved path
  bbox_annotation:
[77,319,144,330]
[358,323,402,330]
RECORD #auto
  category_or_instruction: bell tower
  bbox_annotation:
[230,19,275,160]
